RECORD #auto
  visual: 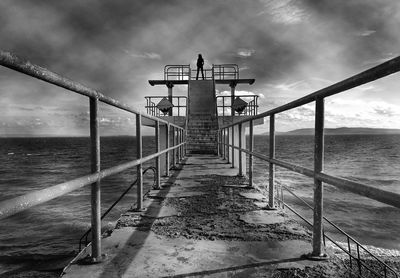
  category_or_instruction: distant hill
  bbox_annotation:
[282,127,400,136]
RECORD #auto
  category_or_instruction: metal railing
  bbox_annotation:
[212,64,239,80]
[164,64,239,80]
[164,65,191,80]
[79,166,156,252]
[276,182,398,278]
[0,50,187,262]
[145,96,187,116]
[216,95,259,116]
[217,55,400,277]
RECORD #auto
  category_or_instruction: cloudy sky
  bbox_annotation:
[1,0,400,136]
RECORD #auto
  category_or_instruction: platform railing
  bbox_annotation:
[216,95,259,116]
[164,64,239,80]
[212,64,239,80]
[217,55,400,277]
[164,65,191,81]
[0,50,187,262]
[145,96,187,116]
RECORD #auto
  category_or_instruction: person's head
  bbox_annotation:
[198,54,202,58]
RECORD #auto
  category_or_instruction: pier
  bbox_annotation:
[62,155,340,277]
[0,51,400,277]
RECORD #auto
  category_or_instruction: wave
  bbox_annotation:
[0,252,75,264]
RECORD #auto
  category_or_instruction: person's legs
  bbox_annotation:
[196,67,199,80]
[201,67,204,80]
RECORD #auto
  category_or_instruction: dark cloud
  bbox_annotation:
[1,0,400,135]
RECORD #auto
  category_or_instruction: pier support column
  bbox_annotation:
[167,82,174,116]
[229,81,237,116]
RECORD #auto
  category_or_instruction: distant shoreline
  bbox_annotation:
[264,127,400,136]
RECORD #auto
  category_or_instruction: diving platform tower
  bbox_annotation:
[145,64,263,173]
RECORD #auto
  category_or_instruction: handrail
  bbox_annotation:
[0,50,187,262]
[221,56,400,128]
[277,183,398,277]
[0,142,184,219]
[216,95,259,116]
[79,166,156,251]
[0,51,181,129]
[163,63,240,80]
[217,54,400,277]
[145,96,187,116]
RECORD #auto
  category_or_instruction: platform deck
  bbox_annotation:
[62,155,341,278]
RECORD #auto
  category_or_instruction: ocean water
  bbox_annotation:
[252,134,400,250]
[0,135,399,275]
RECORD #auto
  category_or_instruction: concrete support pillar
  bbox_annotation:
[229,82,237,116]
[167,82,174,116]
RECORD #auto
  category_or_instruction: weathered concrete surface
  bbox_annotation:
[239,192,266,200]
[63,155,340,278]
[64,229,315,278]
[239,210,286,225]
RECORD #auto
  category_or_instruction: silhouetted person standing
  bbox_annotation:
[196,54,204,80]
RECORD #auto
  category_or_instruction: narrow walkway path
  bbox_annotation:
[63,155,344,278]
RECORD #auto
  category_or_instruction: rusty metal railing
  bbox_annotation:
[145,96,187,116]
[217,55,400,277]
[0,50,187,263]
[216,95,259,116]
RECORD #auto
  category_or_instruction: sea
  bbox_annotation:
[0,134,399,276]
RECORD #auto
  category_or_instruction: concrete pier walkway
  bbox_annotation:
[62,155,342,278]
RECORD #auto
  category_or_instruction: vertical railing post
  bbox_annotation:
[136,114,143,211]
[90,97,102,262]
[217,130,220,157]
[184,128,187,157]
[181,129,184,159]
[155,120,161,189]
[268,114,276,209]
[249,119,254,188]
[165,123,170,176]
[231,126,235,168]
[180,129,183,162]
[238,123,243,176]
[311,98,326,258]
[223,129,226,160]
[176,128,180,163]
[172,126,176,168]
[227,127,230,163]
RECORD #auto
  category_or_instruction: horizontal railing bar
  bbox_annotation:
[0,143,185,220]
[145,96,187,99]
[316,172,400,210]
[221,55,400,129]
[222,142,400,209]
[0,51,183,130]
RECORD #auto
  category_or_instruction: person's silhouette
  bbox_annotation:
[196,54,204,80]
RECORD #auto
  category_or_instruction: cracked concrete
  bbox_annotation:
[62,155,345,278]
